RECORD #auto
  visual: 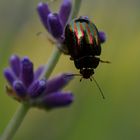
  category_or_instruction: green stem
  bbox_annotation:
[72,0,82,18]
[39,46,62,79]
[1,104,30,140]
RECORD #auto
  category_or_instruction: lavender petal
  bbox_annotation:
[28,79,46,98]
[37,2,51,30]
[42,91,74,109]
[9,55,21,77]
[13,80,27,97]
[20,57,34,87]
[47,13,63,38]
[99,31,106,43]
[4,68,17,86]
[34,66,44,80]
[59,0,72,27]
[44,73,74,94]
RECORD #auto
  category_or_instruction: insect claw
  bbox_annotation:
[48,38,56,44]
[90,77,93,81]
[80,77,83,82]
[70,57,74,60]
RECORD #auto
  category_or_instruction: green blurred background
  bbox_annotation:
[0,0,140,139]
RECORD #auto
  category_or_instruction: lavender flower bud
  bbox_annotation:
[59,0,72,27]
[47,13,63,38]
[34,66,44,80]
[44,73,73,94]
[37,2,51,30]
[28,79,46,98]
[20,57,34,87]
[42,92,74,109]
[13,80,27,97]
[99,31,106,43]
[9,55,21,77]
[4,68,16,86]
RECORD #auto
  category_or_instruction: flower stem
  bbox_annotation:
[39,46,62,79]
[1,103,30,140]
[72,0,82,18]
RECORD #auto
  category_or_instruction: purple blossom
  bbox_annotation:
[4,55,74,110]
[99,31,106,44]
[37,0,72,42]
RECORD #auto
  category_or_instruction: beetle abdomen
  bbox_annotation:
[65,17,101,59]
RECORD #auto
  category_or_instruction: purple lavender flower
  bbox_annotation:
[99,31,106,44]
[4,55,74,110]
[37,0,72,42]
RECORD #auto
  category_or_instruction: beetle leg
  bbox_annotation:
[80,77,83,82]
[70,57,74,60]
[48,38,56,44]
[89,77,93,81]
[100,59,111,63]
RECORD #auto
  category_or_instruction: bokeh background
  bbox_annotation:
[0,0,140,140]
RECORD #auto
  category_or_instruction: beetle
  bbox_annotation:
[64,16,109,98]
[64,16,108,79]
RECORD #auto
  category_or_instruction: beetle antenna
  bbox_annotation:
[92,77,105,99]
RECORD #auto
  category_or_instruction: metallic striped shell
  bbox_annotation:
[65,17,101,59]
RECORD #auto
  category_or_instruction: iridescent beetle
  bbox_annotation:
[64,16,109,98]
